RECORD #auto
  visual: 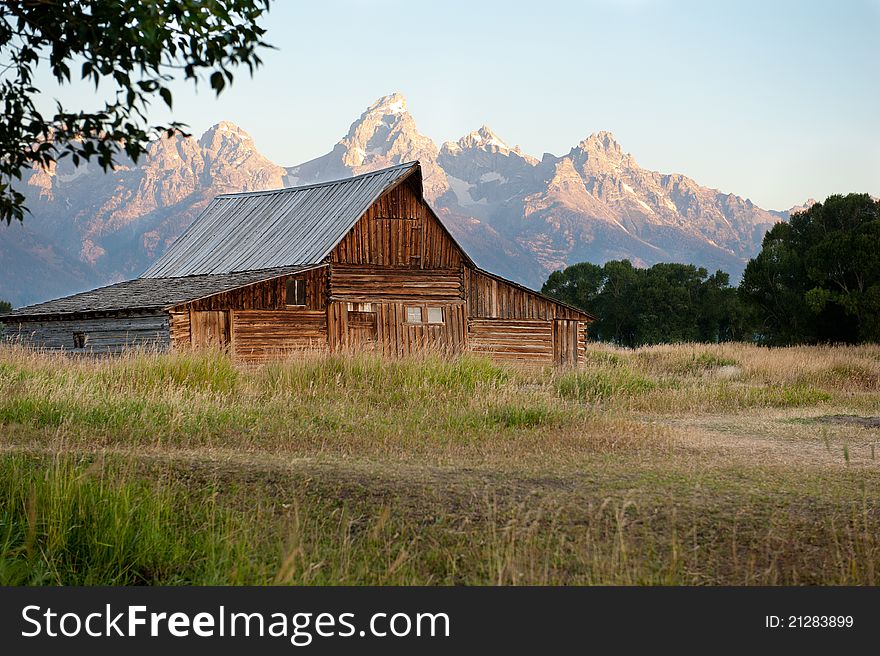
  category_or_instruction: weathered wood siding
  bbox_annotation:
[231,310,328,362]
[183,267,327,312]
[464,269,590,364]
[377,302,467,356]
[167,268,330,354]
[468,318,588,365]
[468,319,553,363]
[465,268,584,321]
[346,309,378,350]
[552,319,580,366]
[168,309,191,348]
[330,180,462,269]
[328,301,467,356]
[190,310,230,349]
[329,264,463,302]
[3,313,170,353]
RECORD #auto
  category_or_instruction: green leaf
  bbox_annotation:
[159,87,172,109]
[210,71,225,94]
[0,0,273,224]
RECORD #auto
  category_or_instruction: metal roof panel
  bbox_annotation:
[141,162,420,278]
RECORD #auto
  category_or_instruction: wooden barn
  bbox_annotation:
[4,162,594,365]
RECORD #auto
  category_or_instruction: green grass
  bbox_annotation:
[1,343,879,585]
[557,367,657,402]
[98,350,241,393]
[0,455,260,585]
[2,453,878,585]
[809,363,880,392]
[681,351,739,373]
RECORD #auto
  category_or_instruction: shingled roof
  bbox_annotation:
[142,161,422,278]
[5,266,316,319]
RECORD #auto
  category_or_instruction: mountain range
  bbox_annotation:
[1,92,805,307]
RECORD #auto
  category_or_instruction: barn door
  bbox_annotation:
[553,319,579,366]
[347,310,378,350]
[190,310,231,350]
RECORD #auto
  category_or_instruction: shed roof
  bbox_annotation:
[142,161,421,278]
[4,266,315,319]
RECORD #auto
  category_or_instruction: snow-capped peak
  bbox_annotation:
[204,121,248,136]
[365,92,408,117]
[456,125,509,151]
[198,121,255,152]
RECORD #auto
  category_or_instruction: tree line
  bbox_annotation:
[543,193,880,346]
[543,260,750,347]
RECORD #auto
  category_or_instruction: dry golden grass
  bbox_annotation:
[1,342,879,584]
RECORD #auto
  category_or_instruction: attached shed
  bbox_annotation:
[5,162,594,364]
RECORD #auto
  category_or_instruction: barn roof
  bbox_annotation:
[4,266,316,319]
[142,161,422,278]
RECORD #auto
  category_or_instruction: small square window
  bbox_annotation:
[286,278,306,306]
[73,332,87,348]
[406,306,423,323]
[427,307,443,324]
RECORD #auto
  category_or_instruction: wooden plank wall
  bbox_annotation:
[465,268,585,321]
[232,310,328,362]
[184,268,327,312]
[552,319,580,366]
[468,319,553,363]
[190,310,230,349]
[326,302,347,352]
[377,302,467,356]
[347,310,378,350]
[329,264,463,302]
[3,313,170,353]
[167,269,329,352]
[328,301,467,356]
[168,309,191,348]
[330,179,462,269]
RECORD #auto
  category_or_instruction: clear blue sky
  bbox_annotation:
[35,0,880,210]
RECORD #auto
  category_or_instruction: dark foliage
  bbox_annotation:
[0,1,272,224]
[543,260,751,347]
[740,194,880,345]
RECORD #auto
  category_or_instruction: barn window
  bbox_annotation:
[426,307,444,324]
[406,306,423,323]
[286,278,306,306]
[73,332,87,348]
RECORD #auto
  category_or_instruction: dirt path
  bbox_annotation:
[654,408,880,470]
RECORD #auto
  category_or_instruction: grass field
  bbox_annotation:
[1,342,879,585]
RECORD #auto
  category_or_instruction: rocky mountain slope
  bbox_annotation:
[3,122,285,306]
[289,93,782,285]
[3,93,792,307]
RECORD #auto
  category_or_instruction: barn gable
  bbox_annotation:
[330,175,466,270]
[143,162,425,278]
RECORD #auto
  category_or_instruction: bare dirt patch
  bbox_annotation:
[814,415,880,429]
